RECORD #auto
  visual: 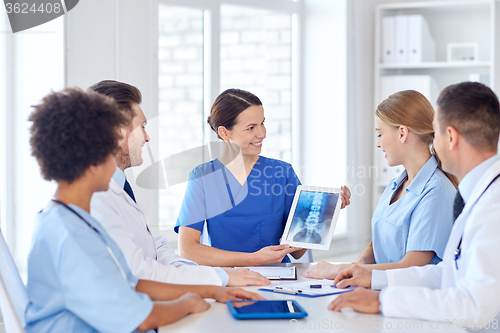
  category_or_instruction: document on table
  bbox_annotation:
[243,266,297,280]
[259,279,355,297]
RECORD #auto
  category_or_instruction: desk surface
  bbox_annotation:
[159,263,463,333]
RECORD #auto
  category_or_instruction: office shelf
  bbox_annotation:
[372,0,500,211]
[378,61,492,69]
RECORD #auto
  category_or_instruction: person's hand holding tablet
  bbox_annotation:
[340,185,351,209]
[252,244,302,265]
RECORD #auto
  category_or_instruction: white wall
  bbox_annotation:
[301,0,347,189]
[2,18,64,275]
[65,0,160,226]
[301,0,352,258]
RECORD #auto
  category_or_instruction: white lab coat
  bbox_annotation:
[380,159,500,329]
[90,178,223,285]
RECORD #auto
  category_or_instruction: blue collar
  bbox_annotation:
[459,155,500,203]
[391,155,438,195]
[112,167,127,188]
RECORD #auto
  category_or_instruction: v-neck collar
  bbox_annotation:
[388,155,438,206]
[215,155,261,186]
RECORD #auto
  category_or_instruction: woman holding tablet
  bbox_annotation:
[303,90,457,279]
[175,89,351,266]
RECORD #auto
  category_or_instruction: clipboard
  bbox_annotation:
[259,279,355,297]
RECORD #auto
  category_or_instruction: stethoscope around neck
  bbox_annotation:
[51,198,134,288]
[453,173,500,270]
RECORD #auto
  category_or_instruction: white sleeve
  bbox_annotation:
[154,234,197,266]
[371,270,388,290]
[381,201,500,326]
[91,194,223,286]
[386,264,443,289]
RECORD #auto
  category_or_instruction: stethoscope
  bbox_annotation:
[210,160,236,209]
[52,198,134,288]
[453,173,500,270]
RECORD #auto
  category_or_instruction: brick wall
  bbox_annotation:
[220,4,292,162]
[158,5,204,227]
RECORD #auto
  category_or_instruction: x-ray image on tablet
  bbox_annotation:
[281,186,342,250]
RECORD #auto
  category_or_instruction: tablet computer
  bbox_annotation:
[227,300,307,320]
[281,186,342,250]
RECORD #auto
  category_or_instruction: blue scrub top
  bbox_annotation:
[175,156,301,262]
[372,155,456,264]
[25,204,153,333]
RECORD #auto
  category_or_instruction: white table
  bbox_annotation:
[159,263,464,333]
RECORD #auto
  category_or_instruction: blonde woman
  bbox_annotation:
[304,90,458,280]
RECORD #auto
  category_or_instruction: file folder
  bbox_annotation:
[408,15,436,63]
[382,16,396,64]
[396,15,409,63]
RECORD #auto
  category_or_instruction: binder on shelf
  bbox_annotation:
[381,15,435,64]
[395,15,409,63]
[408,15,436,63]
[382,16,396,64]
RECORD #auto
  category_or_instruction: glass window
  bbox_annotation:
[157,4,205,229]
[220,4,292,162]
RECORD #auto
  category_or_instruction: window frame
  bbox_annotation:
[158,0,301,157]
[1,7,15,250]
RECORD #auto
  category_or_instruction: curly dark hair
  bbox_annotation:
[29,88,129,182]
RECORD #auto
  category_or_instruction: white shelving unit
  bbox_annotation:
[372,0,500,211]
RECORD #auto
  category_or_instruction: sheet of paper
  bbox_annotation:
[273,279,352,296]
[243,266,296,280]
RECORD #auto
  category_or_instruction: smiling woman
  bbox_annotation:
[174,89,308,267]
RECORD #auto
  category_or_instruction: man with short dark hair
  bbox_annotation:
[89,80,270,287]
[327,82,500,329]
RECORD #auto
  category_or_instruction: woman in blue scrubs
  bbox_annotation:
[303,90,458,279]
[175,89,351,266]
[25,89,262,333]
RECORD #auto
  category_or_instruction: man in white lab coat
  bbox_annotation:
[89,80,270,287]
[328,82,500,329]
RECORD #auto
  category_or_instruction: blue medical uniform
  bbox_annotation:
[25,204,153,333]
[372,155,456,264]
[175,156,301,263]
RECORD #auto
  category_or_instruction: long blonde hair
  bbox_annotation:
[376,90,459,188]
